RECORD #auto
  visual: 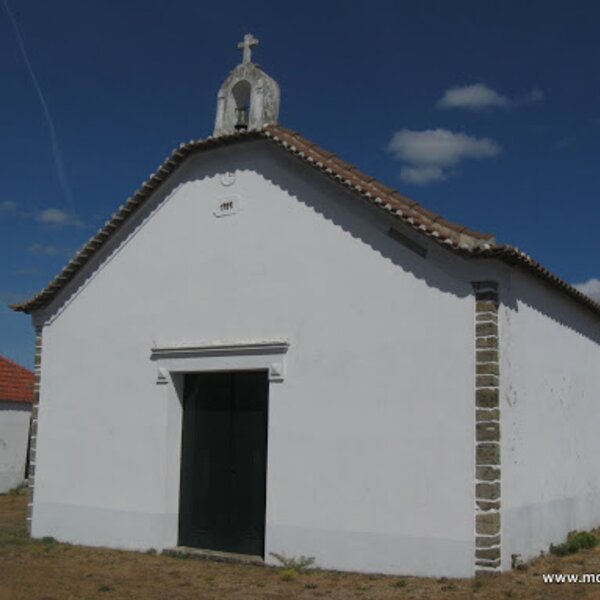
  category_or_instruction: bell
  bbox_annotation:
[235,107,248,130]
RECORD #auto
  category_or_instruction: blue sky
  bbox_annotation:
[1,0,599,369]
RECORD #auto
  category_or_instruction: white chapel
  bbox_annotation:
[12,34,600,577]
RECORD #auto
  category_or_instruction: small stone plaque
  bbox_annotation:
[214,195,241,218]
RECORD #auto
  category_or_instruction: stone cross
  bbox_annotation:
[238,33,259,64]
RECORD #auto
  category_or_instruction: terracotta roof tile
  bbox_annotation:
[9,124,600,319]
[0,356,34,404]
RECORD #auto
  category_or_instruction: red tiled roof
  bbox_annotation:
[9,124,600,318]
[0,356,34,404]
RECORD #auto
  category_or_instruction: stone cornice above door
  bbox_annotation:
[150,339,289,383]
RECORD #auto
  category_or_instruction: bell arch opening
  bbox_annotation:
[232,80,251,130]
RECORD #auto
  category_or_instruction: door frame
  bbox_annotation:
[178,370,270,555]
[150,338,289,556]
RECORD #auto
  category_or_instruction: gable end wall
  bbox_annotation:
[30,142,478,577]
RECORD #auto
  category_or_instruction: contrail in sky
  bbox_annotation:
[3,0,73,205]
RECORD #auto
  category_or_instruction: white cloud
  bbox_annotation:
[0,200,17,212]
[573,278,600,303]
[399,165,446,185]
[388,128,501,185]
[437,83,543,111]
[27,243,63,256]
[517,88,544,106]
[438,83,510,110]
[389,129,501,166]
[36,208,83,227]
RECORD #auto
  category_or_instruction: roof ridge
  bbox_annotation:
[263,124,496,250]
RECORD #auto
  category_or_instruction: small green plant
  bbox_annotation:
[204,575,215,584]
[98,585,113,592]
[145,547,157,555]
[568,531,598,551]
[550,530,599,556]
[549,543,569,556]
[393,578,407,588]
[304,582,318,590]
[280,568,297,582]
[269,551,315,572]
[41,536,57,545]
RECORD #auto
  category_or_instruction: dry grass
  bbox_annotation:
[2,492,600,599]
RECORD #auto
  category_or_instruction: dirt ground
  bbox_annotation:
[2,492,600,599]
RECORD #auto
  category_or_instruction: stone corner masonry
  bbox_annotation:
[473,281,501,573]
[25,327,42,535]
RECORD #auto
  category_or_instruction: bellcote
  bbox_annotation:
[213,34,280,137]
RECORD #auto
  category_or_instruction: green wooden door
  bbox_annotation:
[178,371,268,556]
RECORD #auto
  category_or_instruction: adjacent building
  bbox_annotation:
[0,356,33,493]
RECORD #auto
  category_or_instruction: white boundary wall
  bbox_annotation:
[0,402,31,493]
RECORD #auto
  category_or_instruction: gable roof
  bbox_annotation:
[0,356,34,404]
[10,124,600,318]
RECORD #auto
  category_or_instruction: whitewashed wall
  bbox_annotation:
[0,403,31,493]
[500,271,600,568]
[32,141,476,576]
